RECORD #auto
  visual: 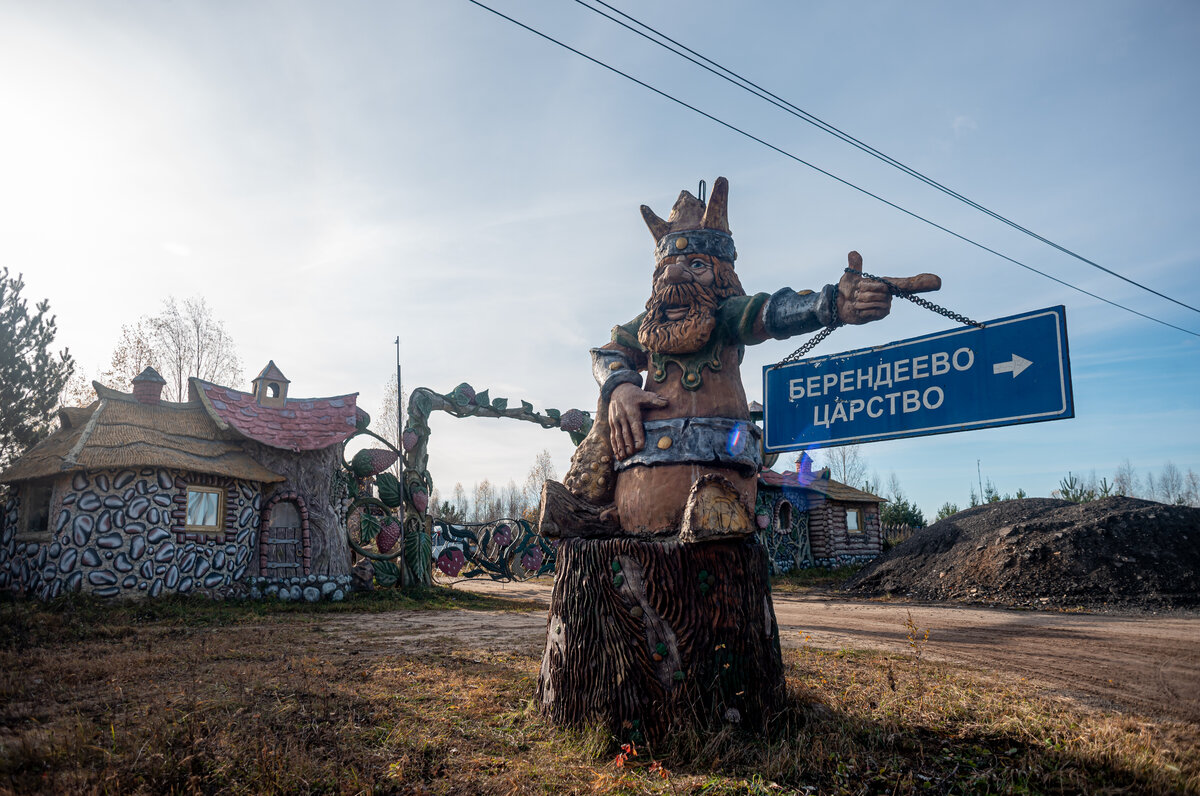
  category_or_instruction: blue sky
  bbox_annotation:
[2,0,1197,517]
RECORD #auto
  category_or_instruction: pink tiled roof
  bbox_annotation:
[191,378,359,452]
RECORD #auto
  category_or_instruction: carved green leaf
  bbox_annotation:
[491,397,508,411]
[404,526,433,585]
[413,389,433,416]
[373,559,400,587]
[376,472,403,508]
[521,401,534,414]
[475,389,490,407]
[545,408,561,420]
[451,383,475,406]
[359,512,380,543]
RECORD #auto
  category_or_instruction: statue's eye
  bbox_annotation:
[689,259,708,269]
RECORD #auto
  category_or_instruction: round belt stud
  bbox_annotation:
[657,436,673,450]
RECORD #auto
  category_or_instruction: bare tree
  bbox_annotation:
[1184,469,1200,508]
[502,479,525,519]
[451,482,469,519]
[885,472,904,502]
[1145,471,1159,503]
[158,297,242,400]
[1159,462,1185,505]
[100,320,158,393]
[100,296,242,400]
[472,479,496,522]
[59,367,98,407]
[523,449,558,517]
[1113,459,1139,497]
[814,445,868,488]
[375,372,408,478]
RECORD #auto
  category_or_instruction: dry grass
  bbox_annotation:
[769,565,863,593]
[0,591,1196,795]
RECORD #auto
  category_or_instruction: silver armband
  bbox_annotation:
[591,348,643,401]
[762,285,837,339]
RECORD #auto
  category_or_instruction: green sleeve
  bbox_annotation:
[611,313,647,351]
[717,293,771,346]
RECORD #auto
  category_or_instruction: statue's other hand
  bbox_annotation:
[837,251,941,325]
[608,383,668,460]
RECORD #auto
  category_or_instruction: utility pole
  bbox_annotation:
[395,337,403,482]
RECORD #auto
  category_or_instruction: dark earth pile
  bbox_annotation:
[843,497,1200,610]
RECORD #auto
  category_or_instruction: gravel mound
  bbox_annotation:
[842,497,1200,610]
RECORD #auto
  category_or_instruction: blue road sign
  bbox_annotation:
[763,306,1073,452]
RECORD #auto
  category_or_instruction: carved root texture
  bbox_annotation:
[537,536,785,742]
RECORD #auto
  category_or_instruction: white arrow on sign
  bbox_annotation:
[993,353,1032,378]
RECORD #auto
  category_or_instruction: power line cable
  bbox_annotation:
[575,0,1200,316]
[463,0,1200,338]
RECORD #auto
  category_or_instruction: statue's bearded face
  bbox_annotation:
[638,254,744,354]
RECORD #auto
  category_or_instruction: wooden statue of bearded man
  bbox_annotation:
[536,177,939,741]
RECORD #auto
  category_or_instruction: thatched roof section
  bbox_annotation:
[0,384,283,485]
[0,405,95,485]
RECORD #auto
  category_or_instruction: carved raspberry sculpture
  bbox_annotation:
[376,517,402,554]
[452,383,476,406]
[351,448,399,478]
[559,408,586,432]
[402,430,419,452]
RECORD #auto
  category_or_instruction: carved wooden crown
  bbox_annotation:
[640,176,735,262]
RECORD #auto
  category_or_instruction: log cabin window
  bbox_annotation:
[18,481,53,540]
[845,508,862,533]
[185,486,225,533]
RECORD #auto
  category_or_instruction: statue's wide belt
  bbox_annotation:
[614,416,762,475]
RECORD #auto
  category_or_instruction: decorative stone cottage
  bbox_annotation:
[755,463,886,573]
[0,362,360,601]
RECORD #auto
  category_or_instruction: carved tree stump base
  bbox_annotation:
[537,535,785,743]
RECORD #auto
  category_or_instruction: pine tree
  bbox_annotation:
[0,269,74,467]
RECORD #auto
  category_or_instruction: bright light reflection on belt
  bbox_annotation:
[725,424,746,457]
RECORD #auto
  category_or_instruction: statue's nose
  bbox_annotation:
[663,262,689,283]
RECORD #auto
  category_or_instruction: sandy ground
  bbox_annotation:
[321,578,1200,725]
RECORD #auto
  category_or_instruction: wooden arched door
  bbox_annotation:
[259,494,311,578]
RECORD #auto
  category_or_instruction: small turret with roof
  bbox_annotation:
[251,360,291,407]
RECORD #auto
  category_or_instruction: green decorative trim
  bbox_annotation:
[649,333,724,392]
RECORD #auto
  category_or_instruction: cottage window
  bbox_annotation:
[185,486,225,532]
[19,482,53,540]
[845,508,862,533]
[777,501,792,532]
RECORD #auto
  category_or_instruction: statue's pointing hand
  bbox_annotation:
[609,383,668,460]
[837,251,941,325]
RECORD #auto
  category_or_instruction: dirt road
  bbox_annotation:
[325,578,1200,725]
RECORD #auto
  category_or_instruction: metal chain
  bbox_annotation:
[770,269,983,369]
[773,324,839,367]
[855,268,984,329]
